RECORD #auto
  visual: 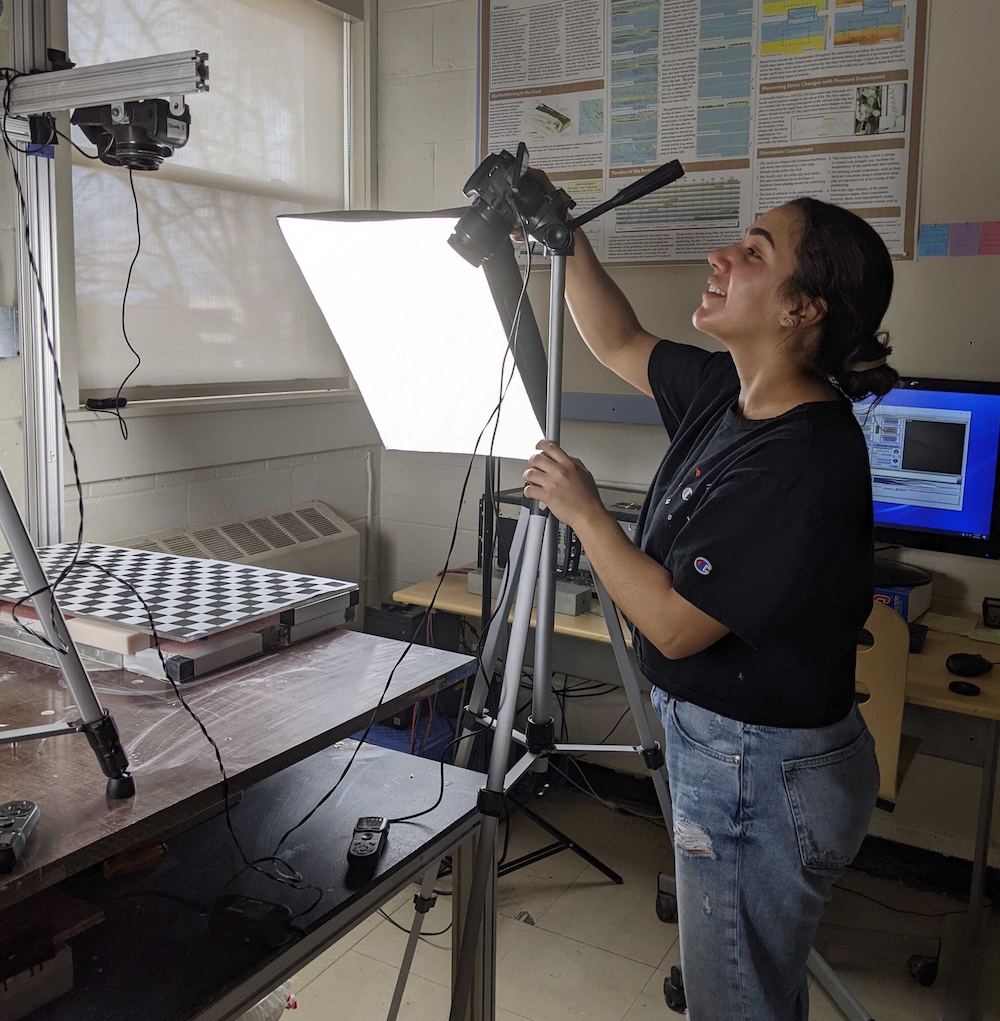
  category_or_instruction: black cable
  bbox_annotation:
[377,907,452,939]
[0,75,86,648]
[75,559,324,915]
[0,68,56,156]
[54,125,115,162]
[596,707,630,744]
[467,220,534,686]
[88,167,142,440]
[266,368,522,848]
[833,881,989,919]
[496,798,512,867]
[0,72,318,918]
[326,221,536,835]
[388,727,486,826]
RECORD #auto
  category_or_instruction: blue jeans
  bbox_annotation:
[650,688,879,1021]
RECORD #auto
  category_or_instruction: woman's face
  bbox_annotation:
[692,204,806,348]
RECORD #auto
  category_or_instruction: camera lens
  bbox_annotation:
[448,201,512,268]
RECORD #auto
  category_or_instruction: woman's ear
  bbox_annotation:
[793,295,827,329]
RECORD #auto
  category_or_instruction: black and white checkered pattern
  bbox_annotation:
[0,543,356,642]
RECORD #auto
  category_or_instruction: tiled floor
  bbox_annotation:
[288,788,999,1020]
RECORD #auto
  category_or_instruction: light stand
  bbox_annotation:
[0,464,134,799]
[446,159,685,1021]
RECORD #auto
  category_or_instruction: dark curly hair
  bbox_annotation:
[783,197,898,400]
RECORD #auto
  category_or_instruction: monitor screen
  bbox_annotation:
[854,378,1000,558]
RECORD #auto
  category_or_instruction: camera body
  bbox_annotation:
[71,97,191,171]
[448,144,576,267]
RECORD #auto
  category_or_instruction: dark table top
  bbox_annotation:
[0,629,475,907]
[11,741,485,1021]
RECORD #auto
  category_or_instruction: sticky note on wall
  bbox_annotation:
[981,222,1000,256]
[917,221,1000,257]
[949,222,982,256]
[917,223,949,256]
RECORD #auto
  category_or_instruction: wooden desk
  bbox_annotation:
[394,573,631,646]
[395,574,1000,721]
[395,574,1000,1021]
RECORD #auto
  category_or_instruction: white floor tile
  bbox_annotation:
[291,885,418,990]
[352,891,532,987]
[622,941,683,1020]
[535,818,676,966]
[294,949,452,1020]
[497,924,654,1021]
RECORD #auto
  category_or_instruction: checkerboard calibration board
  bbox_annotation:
[0,543,356,642]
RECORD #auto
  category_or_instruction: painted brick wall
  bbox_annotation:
[375,0,1000,865]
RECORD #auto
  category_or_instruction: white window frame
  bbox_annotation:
[12,0,375,541]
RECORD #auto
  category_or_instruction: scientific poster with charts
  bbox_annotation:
[479,0,927,261]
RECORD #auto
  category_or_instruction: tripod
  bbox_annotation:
[476,453,624,888]
[0,464,134,800]
[442,247,676,1021]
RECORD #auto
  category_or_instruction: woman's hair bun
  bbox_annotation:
[839,331,898,400]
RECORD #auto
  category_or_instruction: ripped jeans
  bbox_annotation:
[650,688,879,1021]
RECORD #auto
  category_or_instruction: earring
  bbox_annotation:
[780,315,796,327]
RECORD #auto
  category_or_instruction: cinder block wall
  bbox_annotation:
[376,0,1000,866]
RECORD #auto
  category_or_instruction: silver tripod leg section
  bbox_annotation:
[808,949,874,1021]
[591,572,673,826]
[449,508,548,1021]
[529,252,566,746]
[0,466,102,724]
[529,514,558,744]
[454,506,530,770]
[0,466,134,797]
[386,862,441,1021]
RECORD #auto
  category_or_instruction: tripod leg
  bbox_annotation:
[454,506,530,771]
[591,573,673,829]
[449,507,547,1021]
[0,467,133,798]
[526,514,558,753]
[386,861,442,1021]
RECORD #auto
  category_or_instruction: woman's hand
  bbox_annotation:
[522,440,604,529]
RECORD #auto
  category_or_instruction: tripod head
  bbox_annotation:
[448,142,685,267]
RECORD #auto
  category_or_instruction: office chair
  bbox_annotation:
[811,600,941,1006]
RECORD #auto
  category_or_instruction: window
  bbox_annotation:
[68,0,358,399]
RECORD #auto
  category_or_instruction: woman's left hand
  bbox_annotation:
[522,440,603,529]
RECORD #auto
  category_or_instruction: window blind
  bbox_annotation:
[68,0,351,395]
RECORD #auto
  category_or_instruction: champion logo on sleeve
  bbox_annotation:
[694,556,713,576]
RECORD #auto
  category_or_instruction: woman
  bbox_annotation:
[522,197,893,1020]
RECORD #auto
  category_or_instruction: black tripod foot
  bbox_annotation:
[663,966,686,1013]
[106,774,136,800]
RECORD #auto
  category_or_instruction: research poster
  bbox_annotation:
[479,0,927,261]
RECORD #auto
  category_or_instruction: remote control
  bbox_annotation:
[346,816,389,880]
[0,801,40,874]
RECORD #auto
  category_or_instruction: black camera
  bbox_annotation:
[71,97,191,171]
[449,143,576,267]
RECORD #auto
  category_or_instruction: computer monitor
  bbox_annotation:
[854,378,1000,559]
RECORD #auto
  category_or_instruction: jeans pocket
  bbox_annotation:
[669,699,742,765]
[782,729,878,871]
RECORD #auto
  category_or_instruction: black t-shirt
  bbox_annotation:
[634,339,874,728]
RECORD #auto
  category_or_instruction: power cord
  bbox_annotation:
[84,166,141,439]
[3,73,536,908]
[264,225,535,855]
[0,72,321,915]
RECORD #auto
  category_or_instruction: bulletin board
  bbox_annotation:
[478,0,929,261]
